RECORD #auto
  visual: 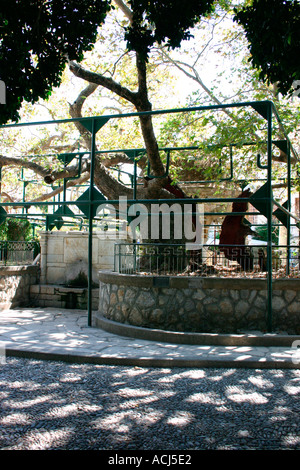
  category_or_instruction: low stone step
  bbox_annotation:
[95,313,300,347]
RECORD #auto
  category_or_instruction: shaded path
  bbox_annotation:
[0,357,299,450]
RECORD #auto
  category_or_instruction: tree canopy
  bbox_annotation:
[0,0,299,221]
[0,0,111,124]
[0,0,217,125]
[124,0,215,59]
[1,0,300,126]
[234,0,300,97]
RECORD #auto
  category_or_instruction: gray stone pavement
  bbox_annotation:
[0,307,300,368]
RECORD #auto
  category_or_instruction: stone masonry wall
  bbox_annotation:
[40,231,116,285]
[0,266,39,309]
[98,272,300,334]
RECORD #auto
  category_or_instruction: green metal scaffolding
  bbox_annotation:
[0,100,299,331]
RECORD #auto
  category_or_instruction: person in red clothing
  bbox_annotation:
[219,188,256,270]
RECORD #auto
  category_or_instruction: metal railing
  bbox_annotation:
[114,243,189,274]
[114,242,300,278]
[0,241,40,266]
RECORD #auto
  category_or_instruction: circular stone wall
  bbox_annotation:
[97,271,300,334]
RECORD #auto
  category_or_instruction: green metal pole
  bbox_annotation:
[287,140,291,275]
[88,119,96,327]
[266,103,273,332]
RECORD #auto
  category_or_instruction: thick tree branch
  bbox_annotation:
[94,156,133,199]
[30,173,90,203]
[113,0,133,23]
[0,155,49,178]
[69,61,139,106]
[69,82,99,150]
[133,52,166,177]
[69,54,166,177]
[67,80,139,198]
[43,158,90,184]
[69,83,135,167]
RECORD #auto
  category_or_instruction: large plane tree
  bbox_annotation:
[0,0,216,204]
[0,0,299,205]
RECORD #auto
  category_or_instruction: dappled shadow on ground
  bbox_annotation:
[0,358,299,450]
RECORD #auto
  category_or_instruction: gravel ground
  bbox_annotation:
[0,357,300,451]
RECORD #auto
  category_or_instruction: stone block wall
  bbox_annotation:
[40,231,116,285]
[98,272,300,334]
[0,266,39,309]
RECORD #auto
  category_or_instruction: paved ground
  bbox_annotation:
[0,307,299,368]
[1,356,300,451]
[1,308,300,451]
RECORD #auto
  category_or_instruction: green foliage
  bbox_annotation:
[234,0,300,97]
[0,0,112,124]
[125,0,215,60]
[253,224,279,245]
[67,270,89,287]
[67,270,98,288]
[295,162,300,192]
[0,0,217,124]
[0,218,33,241]
[155,0,300,189]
